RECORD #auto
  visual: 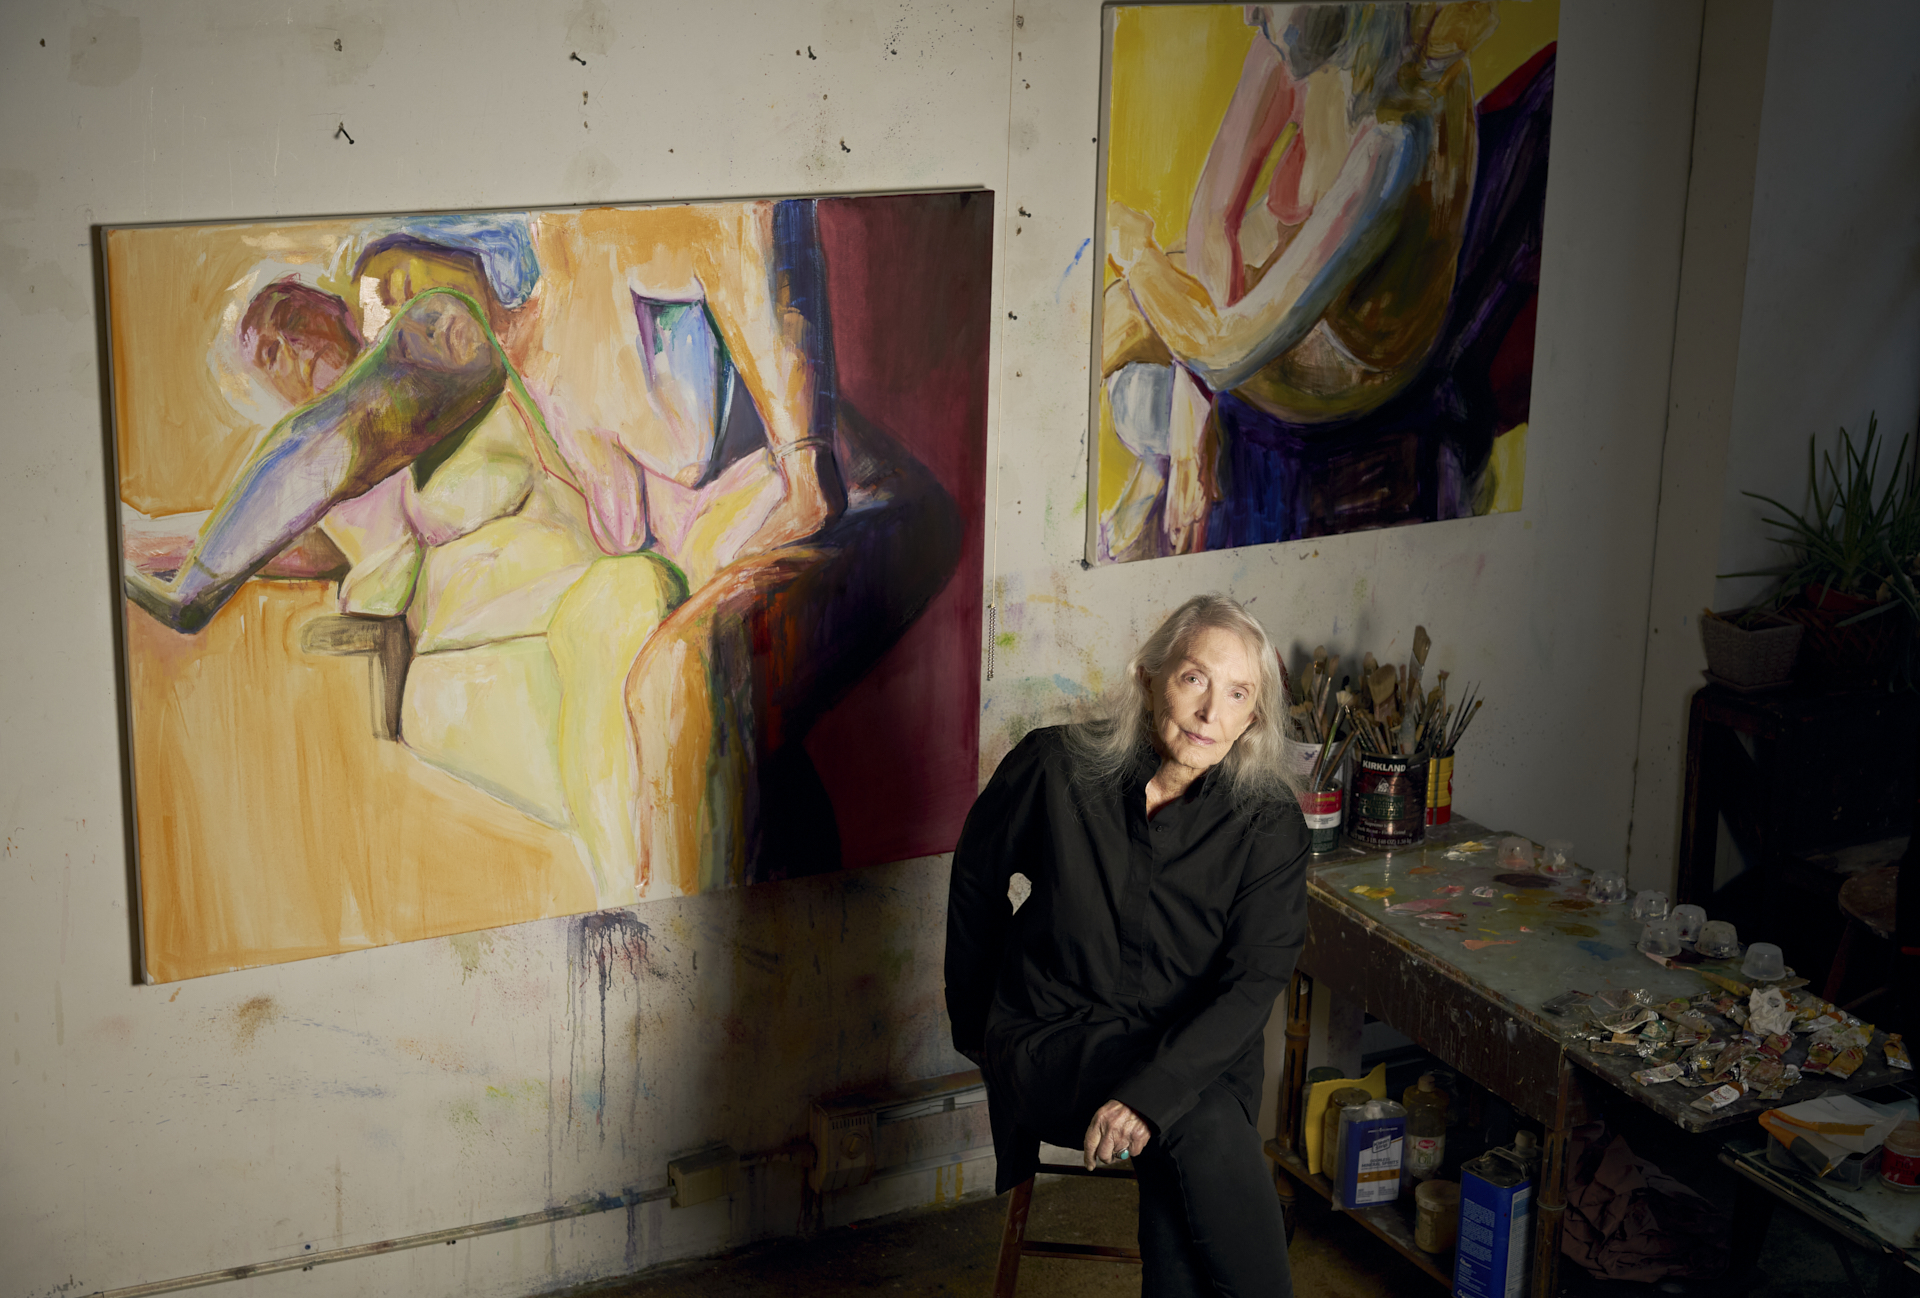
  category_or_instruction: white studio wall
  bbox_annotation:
[1714,0,1920,613]
[1629,0,1920,891]
[3,2,1713,1296]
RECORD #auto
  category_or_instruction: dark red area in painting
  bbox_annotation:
[1487,293,1537,432]
[806,192,992,869]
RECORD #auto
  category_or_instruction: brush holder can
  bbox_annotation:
[1425,754,1454,826]
[1349,753,1430,850]
[1302,788,1344,855]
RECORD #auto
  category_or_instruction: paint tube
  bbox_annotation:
[1540,990,1591,1018]
[1822,1046,1866,1080]
[1690,1082,1744,1112]
[1740,1059,1791,1101]
[1592,1006,1657,1034]
[1888,1034,1912,1071]
[1632,1063,1683,1085]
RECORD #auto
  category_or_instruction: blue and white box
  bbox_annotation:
[1454,1155,1532,1298]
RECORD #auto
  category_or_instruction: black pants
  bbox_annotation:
[997,1049,1293,1298]
[1130,1081,1294,1298]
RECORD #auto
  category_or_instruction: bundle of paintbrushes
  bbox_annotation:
[1340,626,1485,760]
[1278,647,1356,792]
[1278,644,1344,744]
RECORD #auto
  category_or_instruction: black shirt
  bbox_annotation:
[944,725,1309,1188]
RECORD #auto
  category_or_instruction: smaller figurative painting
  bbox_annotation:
[1091,1,1557,563]
[107,191,991,981]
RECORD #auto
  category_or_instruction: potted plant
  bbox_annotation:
[1724,414,1920,689]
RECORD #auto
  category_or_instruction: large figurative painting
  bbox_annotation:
[108,191,992,981]
[1092,2,1556,562]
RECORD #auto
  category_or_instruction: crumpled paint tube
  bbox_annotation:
[1691,1082,1744,1112]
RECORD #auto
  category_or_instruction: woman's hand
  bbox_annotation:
[1082,1099,1152,1170]
[744,441,847,554]
[1107,203,1159,276]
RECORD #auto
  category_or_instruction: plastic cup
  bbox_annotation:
[1640,916,1682,957]
[1696,920,1739,959]
[1742,942,1785,981]
[1498,836,1534,870]
[1541,839,1574,873]
[1669,904,1707,944]
[1588,874,1628,904]
[1630,890,1670,923]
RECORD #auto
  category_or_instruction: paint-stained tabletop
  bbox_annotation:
[1301,819,1909,1133]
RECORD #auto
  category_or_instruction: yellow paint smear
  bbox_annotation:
[1487,423,1528,515]
[129,582,594,982]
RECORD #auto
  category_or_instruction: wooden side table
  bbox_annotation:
[1677,685,1915,986]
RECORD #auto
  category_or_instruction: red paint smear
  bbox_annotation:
[1479,43,1556,115]
[803,194,993,868]
[1487,292,1537,432]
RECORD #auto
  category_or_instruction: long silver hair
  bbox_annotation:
[1065,594,1300,808]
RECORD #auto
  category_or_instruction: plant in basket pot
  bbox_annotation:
[1718,414,1920,690]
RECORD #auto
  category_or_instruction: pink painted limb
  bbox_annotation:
[1185,34,1296,308]
[1134,117,1426,392]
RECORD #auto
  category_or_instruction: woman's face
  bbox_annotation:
[1146,625,1260,777]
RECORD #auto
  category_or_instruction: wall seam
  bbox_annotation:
[1621,0,1714,880]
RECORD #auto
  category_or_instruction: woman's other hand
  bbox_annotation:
[1083,1098,1152,1170]
[744,440,846,554]
[1107,202,1158,276]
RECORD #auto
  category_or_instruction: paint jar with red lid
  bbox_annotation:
[1881,1121,1920,1191]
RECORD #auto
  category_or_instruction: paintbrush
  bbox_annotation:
[1445,697,1483,755]
[1309,709,1339,788]
[1322,733,1358,788]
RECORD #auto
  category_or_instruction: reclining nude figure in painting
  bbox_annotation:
[1099,2,1499,557]
[122,201,961,907]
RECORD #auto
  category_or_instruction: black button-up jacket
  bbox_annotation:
[945,725,1309,1190]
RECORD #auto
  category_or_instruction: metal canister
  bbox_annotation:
[1425,753,1454,826]
[1349,752,1430,849]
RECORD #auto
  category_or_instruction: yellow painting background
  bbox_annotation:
[1096,0,1558,517]
[108,224,595,982]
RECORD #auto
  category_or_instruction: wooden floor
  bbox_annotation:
[554,1172,1875,1298]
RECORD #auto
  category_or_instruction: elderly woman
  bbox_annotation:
[946,594,1308,1296]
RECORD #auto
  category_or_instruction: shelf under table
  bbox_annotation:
[1265,1139,1454,1289]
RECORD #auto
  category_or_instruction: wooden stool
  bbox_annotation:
[1823,865,1900,1011]
[991,1162,1141,1298]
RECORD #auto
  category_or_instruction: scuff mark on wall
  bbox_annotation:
[448,931,496,983]
[231,994,279,1049]
[300,4,386,85]
[566,0,617,55]
[69,4,140,87]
